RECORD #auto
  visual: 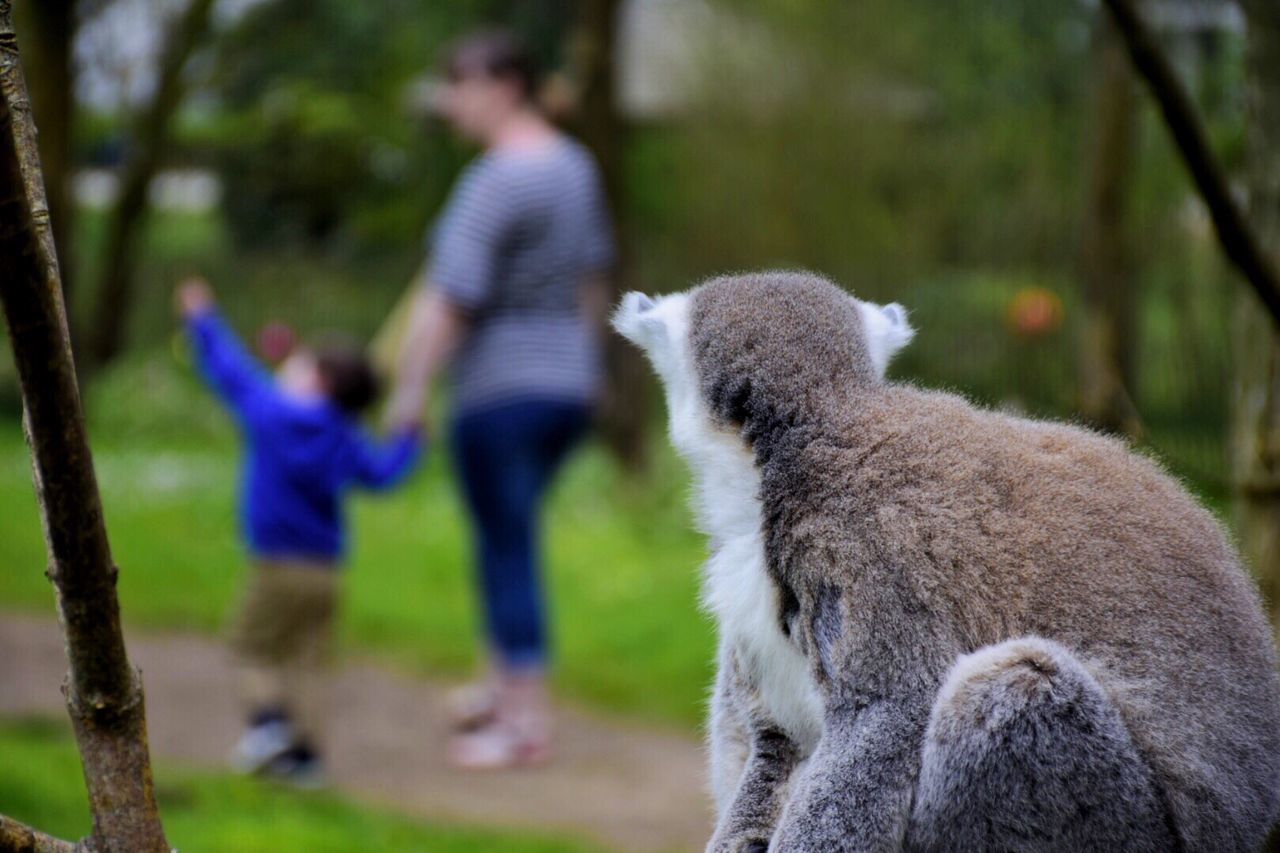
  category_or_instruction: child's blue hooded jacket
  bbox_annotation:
[187,310,420,562]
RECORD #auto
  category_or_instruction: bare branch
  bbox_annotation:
[0,1,169,851]
[0,814,80,853]
[1101,0,1280,328]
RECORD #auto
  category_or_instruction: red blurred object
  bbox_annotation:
[256,321,297,364]
[1006,287,1064,338]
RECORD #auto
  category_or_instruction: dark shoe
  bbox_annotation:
[265,744,325,789]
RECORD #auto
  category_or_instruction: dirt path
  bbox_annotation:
[0,613,711,851]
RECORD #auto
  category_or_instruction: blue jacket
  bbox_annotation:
[187,311,420,562]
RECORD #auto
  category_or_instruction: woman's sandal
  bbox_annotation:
[445,682,498,732]
[447,720,551,770]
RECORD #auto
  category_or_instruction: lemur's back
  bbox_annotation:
[796,383,1280,847]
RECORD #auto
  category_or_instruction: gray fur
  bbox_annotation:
[709,649,805,853]
[906,637,1176,852]
[624,271,1280,851]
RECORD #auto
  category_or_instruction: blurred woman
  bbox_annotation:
[387,30,615,769]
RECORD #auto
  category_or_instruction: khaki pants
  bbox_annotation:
[228,561,338,746]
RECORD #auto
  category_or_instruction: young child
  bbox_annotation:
[177,277,421,785]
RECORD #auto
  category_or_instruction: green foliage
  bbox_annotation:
[201,0,574,250]
[206,0,457,248]
[643,0,1095,287]
[0,717,600,851]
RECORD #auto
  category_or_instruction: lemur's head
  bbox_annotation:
[613,270,913,460]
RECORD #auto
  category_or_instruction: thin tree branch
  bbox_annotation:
[1101,0,1280,328]
[0,814,80,853]
[0,2,170,851]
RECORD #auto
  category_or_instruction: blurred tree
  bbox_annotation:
[0,1,169,848]
[1235,0,1280,637]
[1100,0,1280,632]
[672,0,1091,290]
[13,0,76,307]
[1078,15,1143,438]
[208,0,487,251]
[572,0,649,468]
[86,0,217,368]
[1100,0,1280,322]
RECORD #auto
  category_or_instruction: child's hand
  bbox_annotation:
[176,277,215,319]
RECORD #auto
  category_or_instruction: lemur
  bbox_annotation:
[613,271,1280,852]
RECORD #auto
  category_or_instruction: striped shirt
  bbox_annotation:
[429,136,615,415]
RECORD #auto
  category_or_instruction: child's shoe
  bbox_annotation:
[231,717,293,774]
[265,743,325,789]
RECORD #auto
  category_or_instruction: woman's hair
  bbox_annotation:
[443,29,540,103]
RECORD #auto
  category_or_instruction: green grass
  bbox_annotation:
[0,355,715,730]
[0,717,600,852]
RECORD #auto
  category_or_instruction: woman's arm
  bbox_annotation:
[384,272,469,430]
[580,273,612,333]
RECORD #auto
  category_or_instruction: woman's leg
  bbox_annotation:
[453,406,547,670]
[452,400,590,671]
[448,400,590,765]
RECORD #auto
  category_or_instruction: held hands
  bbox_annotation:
[384,383,428,434]
[175,276,215,319]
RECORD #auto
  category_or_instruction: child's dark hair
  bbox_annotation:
[443,29,540,103]
[314,340,380,415]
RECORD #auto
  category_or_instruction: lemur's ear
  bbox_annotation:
[855,298,915,378]
[612,292,667,349]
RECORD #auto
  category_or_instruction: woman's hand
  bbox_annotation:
[384,284,468,432]
[384,382,428,433]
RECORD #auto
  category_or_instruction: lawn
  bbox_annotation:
[0,716,601,852]
[0,353,715,730]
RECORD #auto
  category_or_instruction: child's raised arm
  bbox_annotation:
[177,278,273,418]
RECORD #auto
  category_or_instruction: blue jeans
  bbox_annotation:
[450,399,590,671]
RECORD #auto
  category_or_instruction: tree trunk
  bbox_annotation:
[85,0,215,369]
[573,0,650,469]
[0,2,170,850]
[1078,16,1143,438]
[1235,0,1280,641]
[12,0,74,310]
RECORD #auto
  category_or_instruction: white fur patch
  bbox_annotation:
[611,287,915,756]
[855,298,915,377]
[614,291,825,752]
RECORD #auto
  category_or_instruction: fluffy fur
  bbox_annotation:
[613,272,1280,852]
